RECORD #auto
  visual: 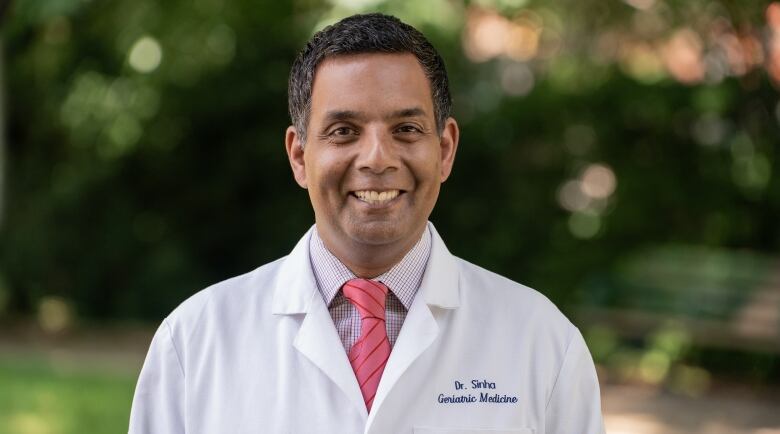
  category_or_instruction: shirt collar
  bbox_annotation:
[309,225,432,310]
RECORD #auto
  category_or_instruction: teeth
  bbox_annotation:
[354,190,400,204]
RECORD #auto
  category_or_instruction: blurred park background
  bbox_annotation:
[1,0,780,432]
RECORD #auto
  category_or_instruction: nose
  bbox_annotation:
[355,127,398,174]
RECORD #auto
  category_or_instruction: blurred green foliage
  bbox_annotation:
[1,0,778,379]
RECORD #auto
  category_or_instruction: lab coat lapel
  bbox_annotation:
[272,227,368,419]
[294,297,368,418]
[366,223,460,429]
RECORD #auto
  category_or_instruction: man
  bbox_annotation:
[129,13,605,434]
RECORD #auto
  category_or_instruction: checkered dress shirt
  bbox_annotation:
[309,226,432,351]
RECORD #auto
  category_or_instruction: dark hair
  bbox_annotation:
[288,13,452,145]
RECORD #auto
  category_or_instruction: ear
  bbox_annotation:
[438,117,459,182]
[285,126,308,189]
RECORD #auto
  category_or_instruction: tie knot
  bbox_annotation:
[342,278,388,321]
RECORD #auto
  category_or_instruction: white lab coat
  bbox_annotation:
[129,223,605,434]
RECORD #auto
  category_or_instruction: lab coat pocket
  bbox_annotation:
[413,428,533,434]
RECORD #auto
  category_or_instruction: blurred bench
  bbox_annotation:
[575,245,780,354]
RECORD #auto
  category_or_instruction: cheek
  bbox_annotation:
[305,152,351,198]
[408,151,443,188]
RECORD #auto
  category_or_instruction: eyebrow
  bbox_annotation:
[321,107,428,124]
[322,110,367,124]
[387,107,427,120]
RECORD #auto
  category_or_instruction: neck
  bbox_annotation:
[317,224,426,279]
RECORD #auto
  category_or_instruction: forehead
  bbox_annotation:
[310,52,434,120]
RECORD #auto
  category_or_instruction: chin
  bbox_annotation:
[348,220,405,246]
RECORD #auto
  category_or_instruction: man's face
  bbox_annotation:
[286,52,458,255]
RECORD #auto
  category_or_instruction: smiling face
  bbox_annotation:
[285,52,458,276]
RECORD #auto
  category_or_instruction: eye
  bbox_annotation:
[321,125,359,144]
[394,124,423,134]
[329,126,358,137]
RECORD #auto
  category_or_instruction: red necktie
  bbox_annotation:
[342,278,391,412]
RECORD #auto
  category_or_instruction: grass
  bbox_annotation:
[0,355,137,434]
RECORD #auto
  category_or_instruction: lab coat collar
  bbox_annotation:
[271,222,460,314]
[418,222,460,309]
[271,226,319,315]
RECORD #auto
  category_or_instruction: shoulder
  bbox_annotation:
[454,256,577,340]
[163,256,286,334]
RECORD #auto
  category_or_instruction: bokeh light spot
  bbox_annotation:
[207,23,237,65]
[732,153,771,192]
[691,114,729,147]
[768,3,780,29]
[463,7,541,63]
[730,132,754,159]
[37,296,73,333]
[464,9,508,62]
[128,36,163,73]
[505,15,542,61]
[558,180,591,212]
[581,163,617,199]
[568,211,601,239]
[661,28,705,84]
[106,113,142,153]
[620,42,666,83]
